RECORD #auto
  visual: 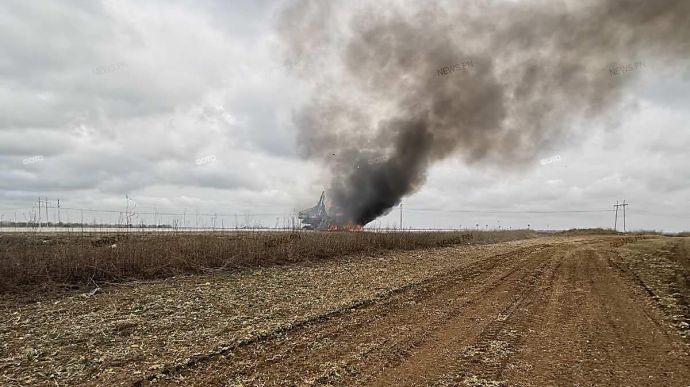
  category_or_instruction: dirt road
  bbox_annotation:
[148,236,689,386]
[2,235,689,386]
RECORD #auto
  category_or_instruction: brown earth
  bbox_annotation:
[1,234,689,386]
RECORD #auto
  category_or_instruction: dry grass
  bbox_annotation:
[610,236,690,339]
[0,230,535,293]
[0,236,544,386]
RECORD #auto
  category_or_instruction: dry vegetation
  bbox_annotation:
[0,230,535,294]
[609,236,690,339]
[2,234,687,386]
[1,238,537,386]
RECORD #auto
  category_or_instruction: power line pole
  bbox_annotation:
[613,200,629,232]
[37,197,41,229]
[613,200,619,231]
[399,202,403,230]
[622,200,628,232]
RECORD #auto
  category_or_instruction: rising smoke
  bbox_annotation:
[279,0,690,225]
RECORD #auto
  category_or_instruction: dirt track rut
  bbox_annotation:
[149,237,690,386]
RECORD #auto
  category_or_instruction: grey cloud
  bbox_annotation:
[0,129,75,156]
[0,0,234,130]
[0,0,688,232]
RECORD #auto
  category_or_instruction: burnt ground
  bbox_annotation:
[1,234,689,386]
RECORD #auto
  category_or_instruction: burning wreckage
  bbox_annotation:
[298,191,362,231]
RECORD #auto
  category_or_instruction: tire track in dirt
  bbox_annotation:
[608,238,690,339]
[504,245,690,386]
[149,243,558,385]
[139,236,690,386]
[129,243,542,386]
[344,246,552,387]
[134,247,529,385]
[131,243,534,385]
[372,242,563,386]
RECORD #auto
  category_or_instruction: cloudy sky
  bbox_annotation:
[1,0,689,231]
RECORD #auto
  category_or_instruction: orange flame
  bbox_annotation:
[329,221,363,232]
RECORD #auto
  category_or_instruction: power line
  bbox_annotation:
[1,204,617,217]
[4,202,690,226]
[0,207,32,212]
[405,208,615,214]
[37,205,288,218]
[632,209,690,220]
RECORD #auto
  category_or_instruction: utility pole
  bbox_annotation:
[124,195,136,228]
[37,197,41,229]
[399,202,403,230]
[622,200,628,232]
[45,197,49,226]
[613,200,619,231]
[57,199,61,225]
[613,200,629,232]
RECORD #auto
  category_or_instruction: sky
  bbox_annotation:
[0,0,689,232]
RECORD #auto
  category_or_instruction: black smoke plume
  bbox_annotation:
[279,0,690,225]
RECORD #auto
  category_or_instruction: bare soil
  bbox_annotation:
[1,234,688,386]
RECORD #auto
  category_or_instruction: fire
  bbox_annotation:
[329,221,364,232]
